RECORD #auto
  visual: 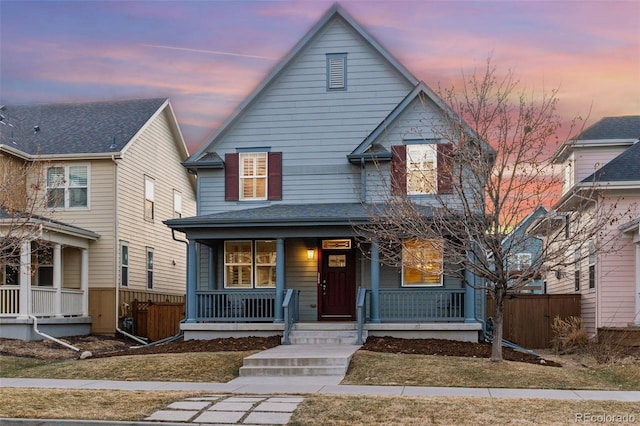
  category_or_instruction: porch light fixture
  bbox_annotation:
[307,248,315,260]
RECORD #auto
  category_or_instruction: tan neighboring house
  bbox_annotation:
[0,98,195,340]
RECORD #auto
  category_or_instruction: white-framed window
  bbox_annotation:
[406,144,437,195]
[588,240,596,289]
[144,176,155,221]
[173,190,182,218]
[574,248,580,291]
[562,157,574,194]
[507,252,532,271]
[121,242,129,287]
[146,247,154,289]
[224,240,277,288]
[402,239,443,286]
[326,53,347,91]
[239,153,267,200]
[46,164,89,209]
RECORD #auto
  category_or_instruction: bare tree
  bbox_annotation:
[1,119,51,283]
[357,58,635,361]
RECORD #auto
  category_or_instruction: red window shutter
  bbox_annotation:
[437,143,453,194]
[268,152,282,200]
[391,145,407,195]
[225,153,239,201]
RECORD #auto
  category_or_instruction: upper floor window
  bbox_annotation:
[391,143,452,195]
[144,176,155,221]
[562,159,574,194]
[507,252,532,272]
[46,165,89,209]
[240,153,267,200]
[224,240,276,288]
[173,190,182,218]
[225,152,282,201]
[407,144,437,194]
[326,53,347,91]
[401,239,443,286]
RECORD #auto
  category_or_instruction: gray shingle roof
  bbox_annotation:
[166,202,437,229]
[0,98,167,155]
[574,116,640,141]
[582,141,640,183]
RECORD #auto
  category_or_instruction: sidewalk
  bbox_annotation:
[2,377,639,425]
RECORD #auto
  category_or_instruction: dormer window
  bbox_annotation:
[326,53,347,91]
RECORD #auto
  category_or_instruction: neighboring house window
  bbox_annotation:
[146,248,154,289]
[574,248,580,291]
[224,240,277,288]
[507,253,532,271]
[144,176,155,220]
[121,242,129,287]
[225,152,282,201]
[562,159,573,193]
[402,239,443,286]
[46,165,89,209]
[588,241,596,289]
[173,190,182,218]
[326,53,347,91]
[391,143,453,195]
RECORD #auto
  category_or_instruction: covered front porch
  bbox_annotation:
[0,219,99,340]
[165,203,483,344]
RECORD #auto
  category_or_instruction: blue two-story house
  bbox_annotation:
[165,4,486,343]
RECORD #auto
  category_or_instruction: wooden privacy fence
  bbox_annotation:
[486,294,581,349]
[131,300,185,341]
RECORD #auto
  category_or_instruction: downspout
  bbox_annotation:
[112,154,147,345]
[29,315,80,352]
[360,157,366,202]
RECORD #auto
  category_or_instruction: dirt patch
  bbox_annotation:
[1,334,559,366]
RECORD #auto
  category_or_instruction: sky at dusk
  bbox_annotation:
[1,0,639,154]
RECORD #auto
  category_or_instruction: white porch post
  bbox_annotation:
[53,244,62,317]
[81,248,89,316]
[18,240,31,319]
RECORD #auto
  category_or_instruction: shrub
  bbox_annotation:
[551,316,589,354]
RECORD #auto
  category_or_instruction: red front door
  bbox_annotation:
[318,247,356,320]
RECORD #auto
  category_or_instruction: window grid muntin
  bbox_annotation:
[46,165,89,209]
[224,240,276,289]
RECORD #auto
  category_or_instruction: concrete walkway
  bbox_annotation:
[2,377,640,425]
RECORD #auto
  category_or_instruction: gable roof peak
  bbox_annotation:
[189,3,419,161]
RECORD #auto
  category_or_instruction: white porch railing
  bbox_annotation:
[0,286,85,317]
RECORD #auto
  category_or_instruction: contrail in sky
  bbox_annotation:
[143,44,276,60]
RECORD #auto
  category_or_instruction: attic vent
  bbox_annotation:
[327,53,347,91]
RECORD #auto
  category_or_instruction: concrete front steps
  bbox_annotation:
[238,323,364,377]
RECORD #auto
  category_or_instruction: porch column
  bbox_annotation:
[274,238,285,323]
[369,238,381,323]
[80,248,89,316]
[208,245,215,290]
[464,250,477,323]
[17,240,31,319]
[53,244,62,317]
[185,240,198,323]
